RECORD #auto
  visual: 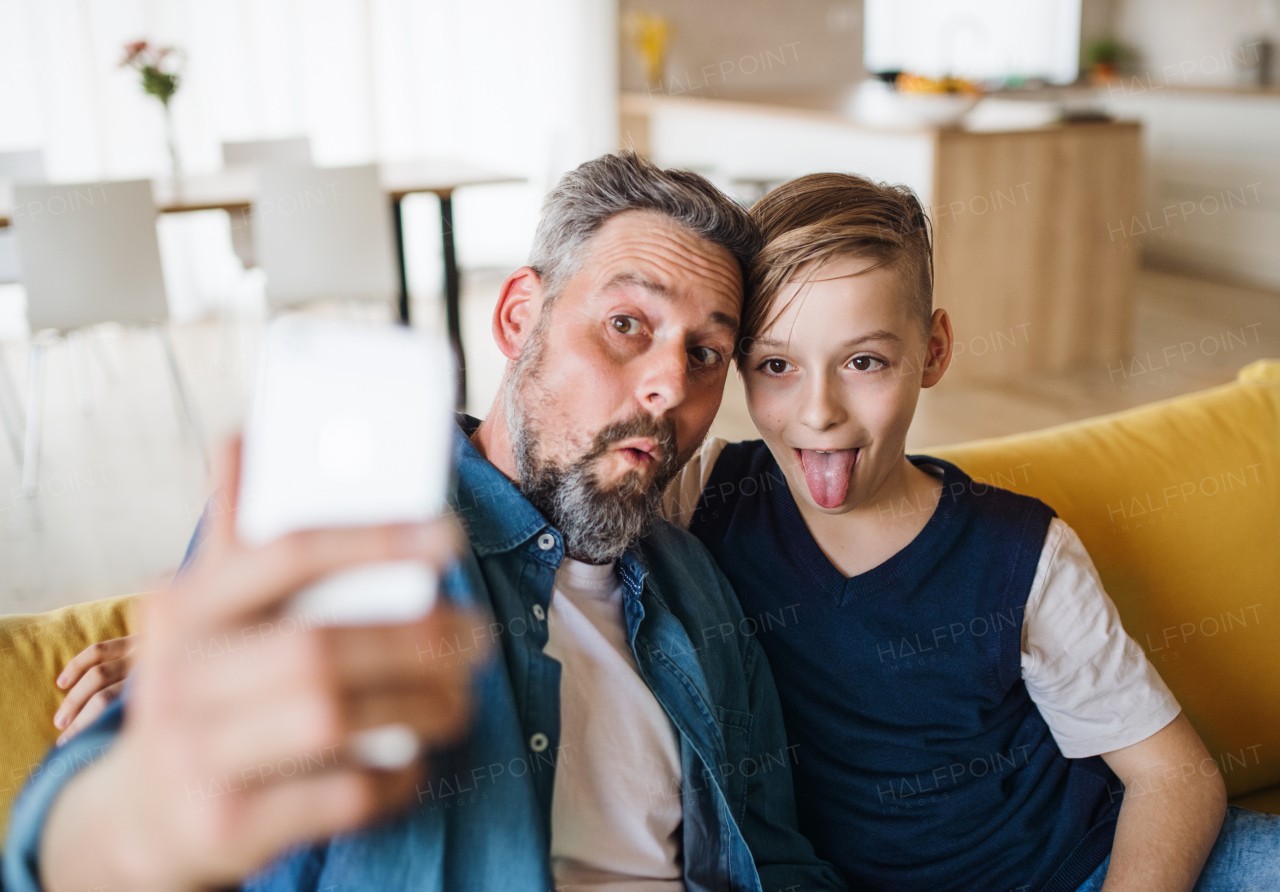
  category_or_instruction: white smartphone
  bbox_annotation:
[237,315,455,625]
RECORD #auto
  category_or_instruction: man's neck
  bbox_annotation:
[470,400,520,482]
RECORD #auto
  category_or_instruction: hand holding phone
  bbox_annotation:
[237,315,456,625]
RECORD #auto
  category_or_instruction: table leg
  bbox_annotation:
[391,197,411,325]
[439,192,466,409]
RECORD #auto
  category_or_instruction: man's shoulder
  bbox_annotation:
[639,515,722,574]
[703,438,774,484]
[686,439,783,535]
[637,517,745,620]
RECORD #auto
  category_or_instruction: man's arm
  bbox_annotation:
[13,439,480,892]
[1098,712,1227,892]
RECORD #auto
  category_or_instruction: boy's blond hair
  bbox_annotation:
[741,172,934,359]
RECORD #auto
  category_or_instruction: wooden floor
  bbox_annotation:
[1,268,1276,615]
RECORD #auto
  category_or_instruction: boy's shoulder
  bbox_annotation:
[912,454,1058,527]
[692,438,785,513]
[663,437,779,529]
[709,437,773,476]
[912,456,1059,603]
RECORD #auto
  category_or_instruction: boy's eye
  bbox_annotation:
[611,315,642,335]
[848,355,885,372]
[759,358,793,375]
[688,346,723,369]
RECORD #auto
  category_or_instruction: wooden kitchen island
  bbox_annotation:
[622,93,1142,382]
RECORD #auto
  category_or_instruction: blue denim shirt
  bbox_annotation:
[5,419,842,892]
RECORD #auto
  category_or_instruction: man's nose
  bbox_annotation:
[636,339,688,415]
[797,369,847,432]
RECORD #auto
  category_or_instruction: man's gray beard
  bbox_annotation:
[504,328,683,564]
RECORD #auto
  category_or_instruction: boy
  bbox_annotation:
[664,173,1278,891]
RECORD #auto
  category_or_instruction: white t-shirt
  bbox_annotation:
[663,438,1182,759]
[544,558,686,891]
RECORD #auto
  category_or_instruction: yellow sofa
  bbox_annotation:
[0,594,138,837]
[931,359,1280,814]
[2,361,1277,839]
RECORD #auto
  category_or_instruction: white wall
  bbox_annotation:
[1103,91,1280,290]
[0,0,619,321]
[1112,0,1278,87]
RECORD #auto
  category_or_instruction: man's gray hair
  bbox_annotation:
[528,151,761,301]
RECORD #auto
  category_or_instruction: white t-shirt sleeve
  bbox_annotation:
[1021,518,1182,758]
[661,437,730,530]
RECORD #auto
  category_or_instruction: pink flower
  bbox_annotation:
[121,40,150,67]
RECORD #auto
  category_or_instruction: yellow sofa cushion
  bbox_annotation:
[931,360,1280,807]
[0,594,137,838]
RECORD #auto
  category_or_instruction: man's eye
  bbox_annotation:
[611,316,641,335]
[688,346,723,368]
[849,355,885,372]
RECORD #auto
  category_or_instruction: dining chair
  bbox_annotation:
[253,163,399,311]
[12,179,207,495]
[0,150,47,284]
[0,344,21,464]
[0,152,49,463]
[220,138,312,269]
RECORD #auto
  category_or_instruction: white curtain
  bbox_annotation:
[0,0,618,322]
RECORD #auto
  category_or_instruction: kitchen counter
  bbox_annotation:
[622,92,1143,381]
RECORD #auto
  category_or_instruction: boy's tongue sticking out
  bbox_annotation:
[797,448,857,509]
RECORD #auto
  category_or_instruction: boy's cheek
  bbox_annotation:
[742,380,786,425]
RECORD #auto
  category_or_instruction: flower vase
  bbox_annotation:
[163,102,182,199]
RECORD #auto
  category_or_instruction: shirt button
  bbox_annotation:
[532,604,546,621]
[537,533,556,551]
[529,732,549,753]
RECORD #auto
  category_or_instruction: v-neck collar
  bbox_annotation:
[767,452,973,607]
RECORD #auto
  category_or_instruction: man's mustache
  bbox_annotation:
[582,413,679,479]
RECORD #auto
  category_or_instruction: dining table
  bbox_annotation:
[0,158,525,407]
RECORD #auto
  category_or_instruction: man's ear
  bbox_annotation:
[492,266,546,361]
[921,308,954,388]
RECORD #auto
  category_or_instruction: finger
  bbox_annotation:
[57,636,132,690]
[57,680,125,745]
[180,623,331,719]
[323,605,491,691]
[205,435,244,553]
[201,669,469,781]
[183,517,463,627]
[54,659,129,730]
[342,687,472,752]
[200,687,348,782]
[187,611,479,747]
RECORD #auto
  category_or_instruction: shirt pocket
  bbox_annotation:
[712,705,755,819]
[714,704,754,736]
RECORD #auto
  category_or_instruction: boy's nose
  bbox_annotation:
[797,370,847,431]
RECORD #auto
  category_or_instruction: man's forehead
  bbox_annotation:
[581,211,744,309]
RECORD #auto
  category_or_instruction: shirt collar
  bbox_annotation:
[450,414,550,557]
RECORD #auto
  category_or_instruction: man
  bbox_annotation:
[5,153,844,892]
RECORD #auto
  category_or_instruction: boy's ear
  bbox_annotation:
[492,266,546,361]
[921,308,953,388]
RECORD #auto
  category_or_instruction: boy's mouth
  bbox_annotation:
[795,448,860,509]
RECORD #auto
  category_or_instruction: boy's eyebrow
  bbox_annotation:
[751,330,903,349]
[602,270,740,331]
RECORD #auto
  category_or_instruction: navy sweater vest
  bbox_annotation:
[688,442,1121,892]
